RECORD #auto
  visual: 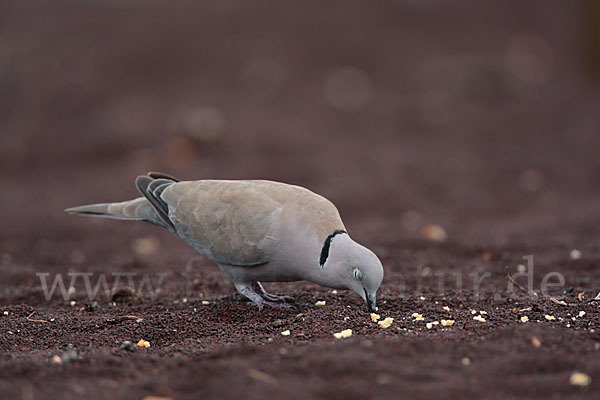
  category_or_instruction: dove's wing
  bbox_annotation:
[161,180,344,267]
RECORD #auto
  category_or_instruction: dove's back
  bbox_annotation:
[161,180,345,267]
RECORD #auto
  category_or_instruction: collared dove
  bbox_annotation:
[66,172,383,312]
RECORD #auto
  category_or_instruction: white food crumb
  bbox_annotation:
[411,313,423,321]
[569,371,591,387]
[69,301,76,307]
[137,339,150,348]
[315,301,326,306]
[333,329,353,339]
[201,301,210,305]
[473,315,486,322]
[441,320,454,326]
[578,311,586,318]
[378,317,394,328]
[280,330,290,336]
[520,316,529,323]
[442,306,450,312]
[544,315,556,321]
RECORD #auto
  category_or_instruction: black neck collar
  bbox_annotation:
[319,229,347,267]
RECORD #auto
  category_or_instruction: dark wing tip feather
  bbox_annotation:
[135,175,175,230]
[147,171,180,182]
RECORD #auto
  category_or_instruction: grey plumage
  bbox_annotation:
[66,173,384,311]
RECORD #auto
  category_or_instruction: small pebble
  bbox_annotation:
[421,224,447,242]
[120,341,135,352]
[569,249,582,260]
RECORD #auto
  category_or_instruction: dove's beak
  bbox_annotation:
[364,289,377,313]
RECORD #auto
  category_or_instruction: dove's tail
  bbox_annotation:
[66,172,180,229]
[65,197,168,228]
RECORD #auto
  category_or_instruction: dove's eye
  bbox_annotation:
[353,268,363,280]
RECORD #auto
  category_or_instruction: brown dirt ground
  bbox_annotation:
[1,1,599,399]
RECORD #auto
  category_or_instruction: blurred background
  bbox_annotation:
[1,0,600,257]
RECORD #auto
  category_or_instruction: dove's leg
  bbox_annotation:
[234,282,294,310]
[252,282,294,303]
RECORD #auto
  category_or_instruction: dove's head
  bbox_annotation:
[321,232,384,312]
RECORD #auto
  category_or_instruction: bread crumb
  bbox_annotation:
[569,371,591,387]
[544,315,556,321]
[441,319,455,326]
[333,329,353,339]
[378,317,394,328]
[315,301,326,306]
[411,313,423,321]
[201,301,210,305]
[137,339,150,348]
[280,330,290,336]
[442,306,450,312]
[471,309,477,314]
[520,316,529,323]
[578,311,586,318]
[473,315,486,322]
[370,313,381,322]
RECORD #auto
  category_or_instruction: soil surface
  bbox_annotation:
[1,1,600,399]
